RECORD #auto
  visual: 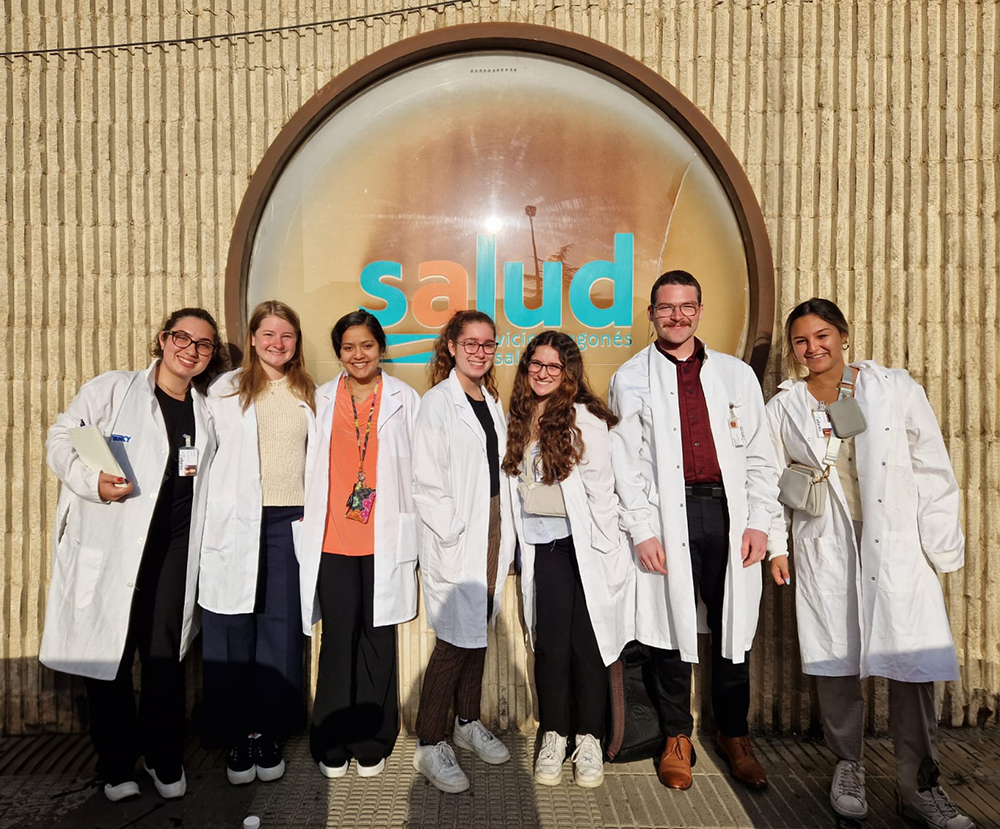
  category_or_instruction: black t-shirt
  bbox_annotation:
[466,393,500,497]
[151,386,196,545]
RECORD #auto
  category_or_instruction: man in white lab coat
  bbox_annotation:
[609,270,780,791]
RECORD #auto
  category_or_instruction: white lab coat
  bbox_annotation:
[608,344,780,664]
[199,369,317,614]
[412,369,517,649]
[297,372,421,633]
[512,404,636,667]
[765,361,963,682]
[41,362,217,679]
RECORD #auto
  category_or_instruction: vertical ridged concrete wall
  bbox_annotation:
[2,1,998,736]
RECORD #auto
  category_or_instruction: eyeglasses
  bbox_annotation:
[166,330,216,356]
[652,303,700,318]
[455,339,498,355]
[527,360,564,377]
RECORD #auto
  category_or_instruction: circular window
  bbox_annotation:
[228,24,772,393]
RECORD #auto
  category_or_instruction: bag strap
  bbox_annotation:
[837,364,858,400]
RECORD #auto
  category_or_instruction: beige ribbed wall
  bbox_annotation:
[2,0,998,737]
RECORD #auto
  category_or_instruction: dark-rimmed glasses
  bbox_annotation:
[166,330,216,356]
[527,359,564,377]
[455,339,498,355]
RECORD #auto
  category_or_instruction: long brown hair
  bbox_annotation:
[151,307,228,393]
[783,297,850,376]
[502,330,617,484]
[235,301,316,412]
[428,310,499,400]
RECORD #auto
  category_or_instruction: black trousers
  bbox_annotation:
[533,536,607,738]
[310,554,398,767]
[202,506,305,747]
[85,531,189,785]
[651,495,750,739]
[414,496,502,745]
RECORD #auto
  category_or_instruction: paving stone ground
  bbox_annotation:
[1,728,997,829]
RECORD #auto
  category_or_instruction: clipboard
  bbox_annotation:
[69,426,126,478]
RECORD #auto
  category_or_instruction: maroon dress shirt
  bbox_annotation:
[656,338,723,485]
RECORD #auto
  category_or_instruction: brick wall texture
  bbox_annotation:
[2,0,998,736]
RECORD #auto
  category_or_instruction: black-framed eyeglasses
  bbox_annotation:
[166,330,215,356]
[455,339,498,355]
[527,359,564,377]
[652,303,700,318]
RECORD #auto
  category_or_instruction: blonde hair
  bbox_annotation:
[235,301,316,412]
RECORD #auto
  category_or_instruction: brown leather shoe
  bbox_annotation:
[716,734,768,790]
[657,735,694,789]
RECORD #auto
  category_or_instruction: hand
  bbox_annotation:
[635,537,667,575]
[740,528,767,567]
[770,554,791,585]
[98,472,133,502]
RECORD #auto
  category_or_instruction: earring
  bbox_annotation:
[842,341,850,350]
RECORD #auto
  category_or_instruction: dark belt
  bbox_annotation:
[685,484,724,499]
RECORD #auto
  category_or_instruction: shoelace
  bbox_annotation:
[433,741,457,769]
[665,736,689,760]
[538,734,563,761]
[834,763,863,799]
[924,787,960,819]
[469,721,495,744]
[571,736,600,764]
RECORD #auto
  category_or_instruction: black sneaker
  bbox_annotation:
[254,736,286,782]
[227,738,256,785]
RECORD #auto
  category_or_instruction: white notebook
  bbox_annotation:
[69,426,126,478]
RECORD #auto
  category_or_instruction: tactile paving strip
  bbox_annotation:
[0,729,997,828]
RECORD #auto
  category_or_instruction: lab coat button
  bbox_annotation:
[878,499,883,504]
[127,581,134,588]
[137,536,144,544]
[881,462,886,466]
[871,576,876,581]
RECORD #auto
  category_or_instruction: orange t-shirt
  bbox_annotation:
[322,377,381,556]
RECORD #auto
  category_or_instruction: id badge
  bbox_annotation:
[729,417,747,447]
[812,408,833,439]
[178,434,199,477]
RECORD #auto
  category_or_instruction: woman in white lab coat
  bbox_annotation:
[200,300,316,785]
[766,298,972,829]
[296,310,420,779]
[503,331,634,790]
[411,310,516,794]
[43,307,225,802]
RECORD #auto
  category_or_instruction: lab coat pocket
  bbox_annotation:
[72,542,104,609]
[395,513,419,563]
[793,536,851,633]
[290,517,304,563]
[202,499,236,553]
[876,531,922,594]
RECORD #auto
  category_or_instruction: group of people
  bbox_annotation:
[40,269,972,829]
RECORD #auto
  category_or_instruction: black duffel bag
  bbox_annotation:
[603,641,664,763]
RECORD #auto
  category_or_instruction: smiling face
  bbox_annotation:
[447,321,496,386]
[789,313,848,375]
[158,315,216,387]
[338,324,382,385]
[526,344,565,400]
[647,284,703,350]
[251,315,298,379]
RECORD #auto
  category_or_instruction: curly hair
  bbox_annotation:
[428,310,499,400]
[151,307,229,392]
[502,330,617,484]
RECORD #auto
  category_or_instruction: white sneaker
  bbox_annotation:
[143,762,187,799]
[357,758,385,778]
[103,780,140,802]
[533,731,567,785]
[318,760,349,778]
[413,741,470,793]
[899,787,975,829]
[571,734,605,788]
[829,760,867,819]
[452,718,511,765]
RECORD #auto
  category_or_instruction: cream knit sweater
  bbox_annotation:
[255,376,308,506]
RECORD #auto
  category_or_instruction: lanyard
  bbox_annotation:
[347,377,379,483]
